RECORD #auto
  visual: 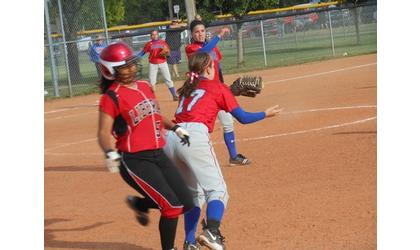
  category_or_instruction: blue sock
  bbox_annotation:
[184,206,201,244]
[206,200,225,223]
[169,87,177,97]
[223,131,237,159]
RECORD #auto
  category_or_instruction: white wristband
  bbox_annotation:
[106,150,120,161]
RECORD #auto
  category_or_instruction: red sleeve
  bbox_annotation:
[143,42,151,53]
[185,44,199,59]
[99,94,119,119]
[214,47,222,61]
[217,83,239,112]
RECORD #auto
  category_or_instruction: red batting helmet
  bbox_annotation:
[99,42,138,80]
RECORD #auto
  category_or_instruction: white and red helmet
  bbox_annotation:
[99,42,138,80]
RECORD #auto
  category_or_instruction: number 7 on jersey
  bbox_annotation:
[176,89,206,114]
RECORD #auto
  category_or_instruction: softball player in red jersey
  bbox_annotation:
[164,52,282,250]
[185,20,250,167]
[97,42,194,250]
[139,30,179,101]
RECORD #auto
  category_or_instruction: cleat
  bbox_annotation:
[229,153,251,166]
[183,241,201,250]
[173,96,179,101]
[197,220,225,250]
[126,195,150,226]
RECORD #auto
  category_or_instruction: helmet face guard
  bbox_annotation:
[99,42,139,80]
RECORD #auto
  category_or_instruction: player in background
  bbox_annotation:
[186,20,250,166]
[97,42,194,250]
[138,30,179,101]
[164,52,282,250]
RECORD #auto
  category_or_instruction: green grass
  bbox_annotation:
[44,22,376,98]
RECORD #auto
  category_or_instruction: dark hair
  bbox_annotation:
[99,76,114,94]
[189,20,205,32]
[177,52,211,97]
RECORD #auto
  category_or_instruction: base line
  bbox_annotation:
[213,116,377,145]
[264,62,377,85]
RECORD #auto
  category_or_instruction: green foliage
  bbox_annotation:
[278,0,309,8]
[123,0,169,25]
[105,0,125,26]
[195,0,277,20]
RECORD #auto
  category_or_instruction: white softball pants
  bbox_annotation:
[148,62,174,88]
[163,122,229,208]
[217,110,234,133]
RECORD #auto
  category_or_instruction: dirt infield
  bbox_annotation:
[45,54,377,250]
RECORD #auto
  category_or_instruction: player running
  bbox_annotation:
[97,42,194,250]
[185,20,251,166]
[163,52,282,250]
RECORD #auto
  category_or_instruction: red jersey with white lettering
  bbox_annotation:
[99,80,165,152]
[174,78,239,132]
[186,41,223,82]
[143,39,169,64]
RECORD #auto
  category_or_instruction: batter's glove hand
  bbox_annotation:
[171,125,190,146]
[159,47,170,58]
[230,75,263,98]
[105,150,121,173]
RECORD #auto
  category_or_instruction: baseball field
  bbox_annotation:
[45,53,377,249]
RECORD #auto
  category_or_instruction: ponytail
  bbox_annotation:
[177,75,200,97]
[99,76,114,94]
[177,52,212,98]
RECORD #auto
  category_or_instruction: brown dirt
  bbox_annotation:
[45,54,377,250]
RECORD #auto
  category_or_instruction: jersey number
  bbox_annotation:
[176,89,206,114]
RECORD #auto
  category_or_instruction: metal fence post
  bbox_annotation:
[260,20,268,66]
[45,0,60,97]
[57,0,73,97]
[327,10,336,56]
[342,9,347,38]
[100,0,110,43]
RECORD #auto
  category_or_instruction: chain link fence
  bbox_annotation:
[44,0,108,97]
[44,2,376,98]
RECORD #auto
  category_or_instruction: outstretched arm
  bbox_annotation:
[230,107,265,124]
[198,27,230,53]
[230,105,283,124]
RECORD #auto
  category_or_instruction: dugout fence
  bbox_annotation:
[44,1,376,98]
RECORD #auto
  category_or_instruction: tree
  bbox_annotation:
[105,0,125,26]
[123,0,170,25]
[59,0,88,84]
[196,0,277,67]
[47,0,125,85]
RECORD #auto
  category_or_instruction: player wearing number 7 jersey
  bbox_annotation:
[163,52,282,250]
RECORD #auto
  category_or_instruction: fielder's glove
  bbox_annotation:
[159,47,170,58]
[105,150,121,173]
[171,125,190,146]
[230,75,263,98]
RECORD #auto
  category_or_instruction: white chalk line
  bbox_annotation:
[213,116,376,145]
[264,62,377,85]
[44,104,98,114]
[45,111,97,121]
[282,105,376,115]
[45,105,376,154]
[45,138,97,152]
